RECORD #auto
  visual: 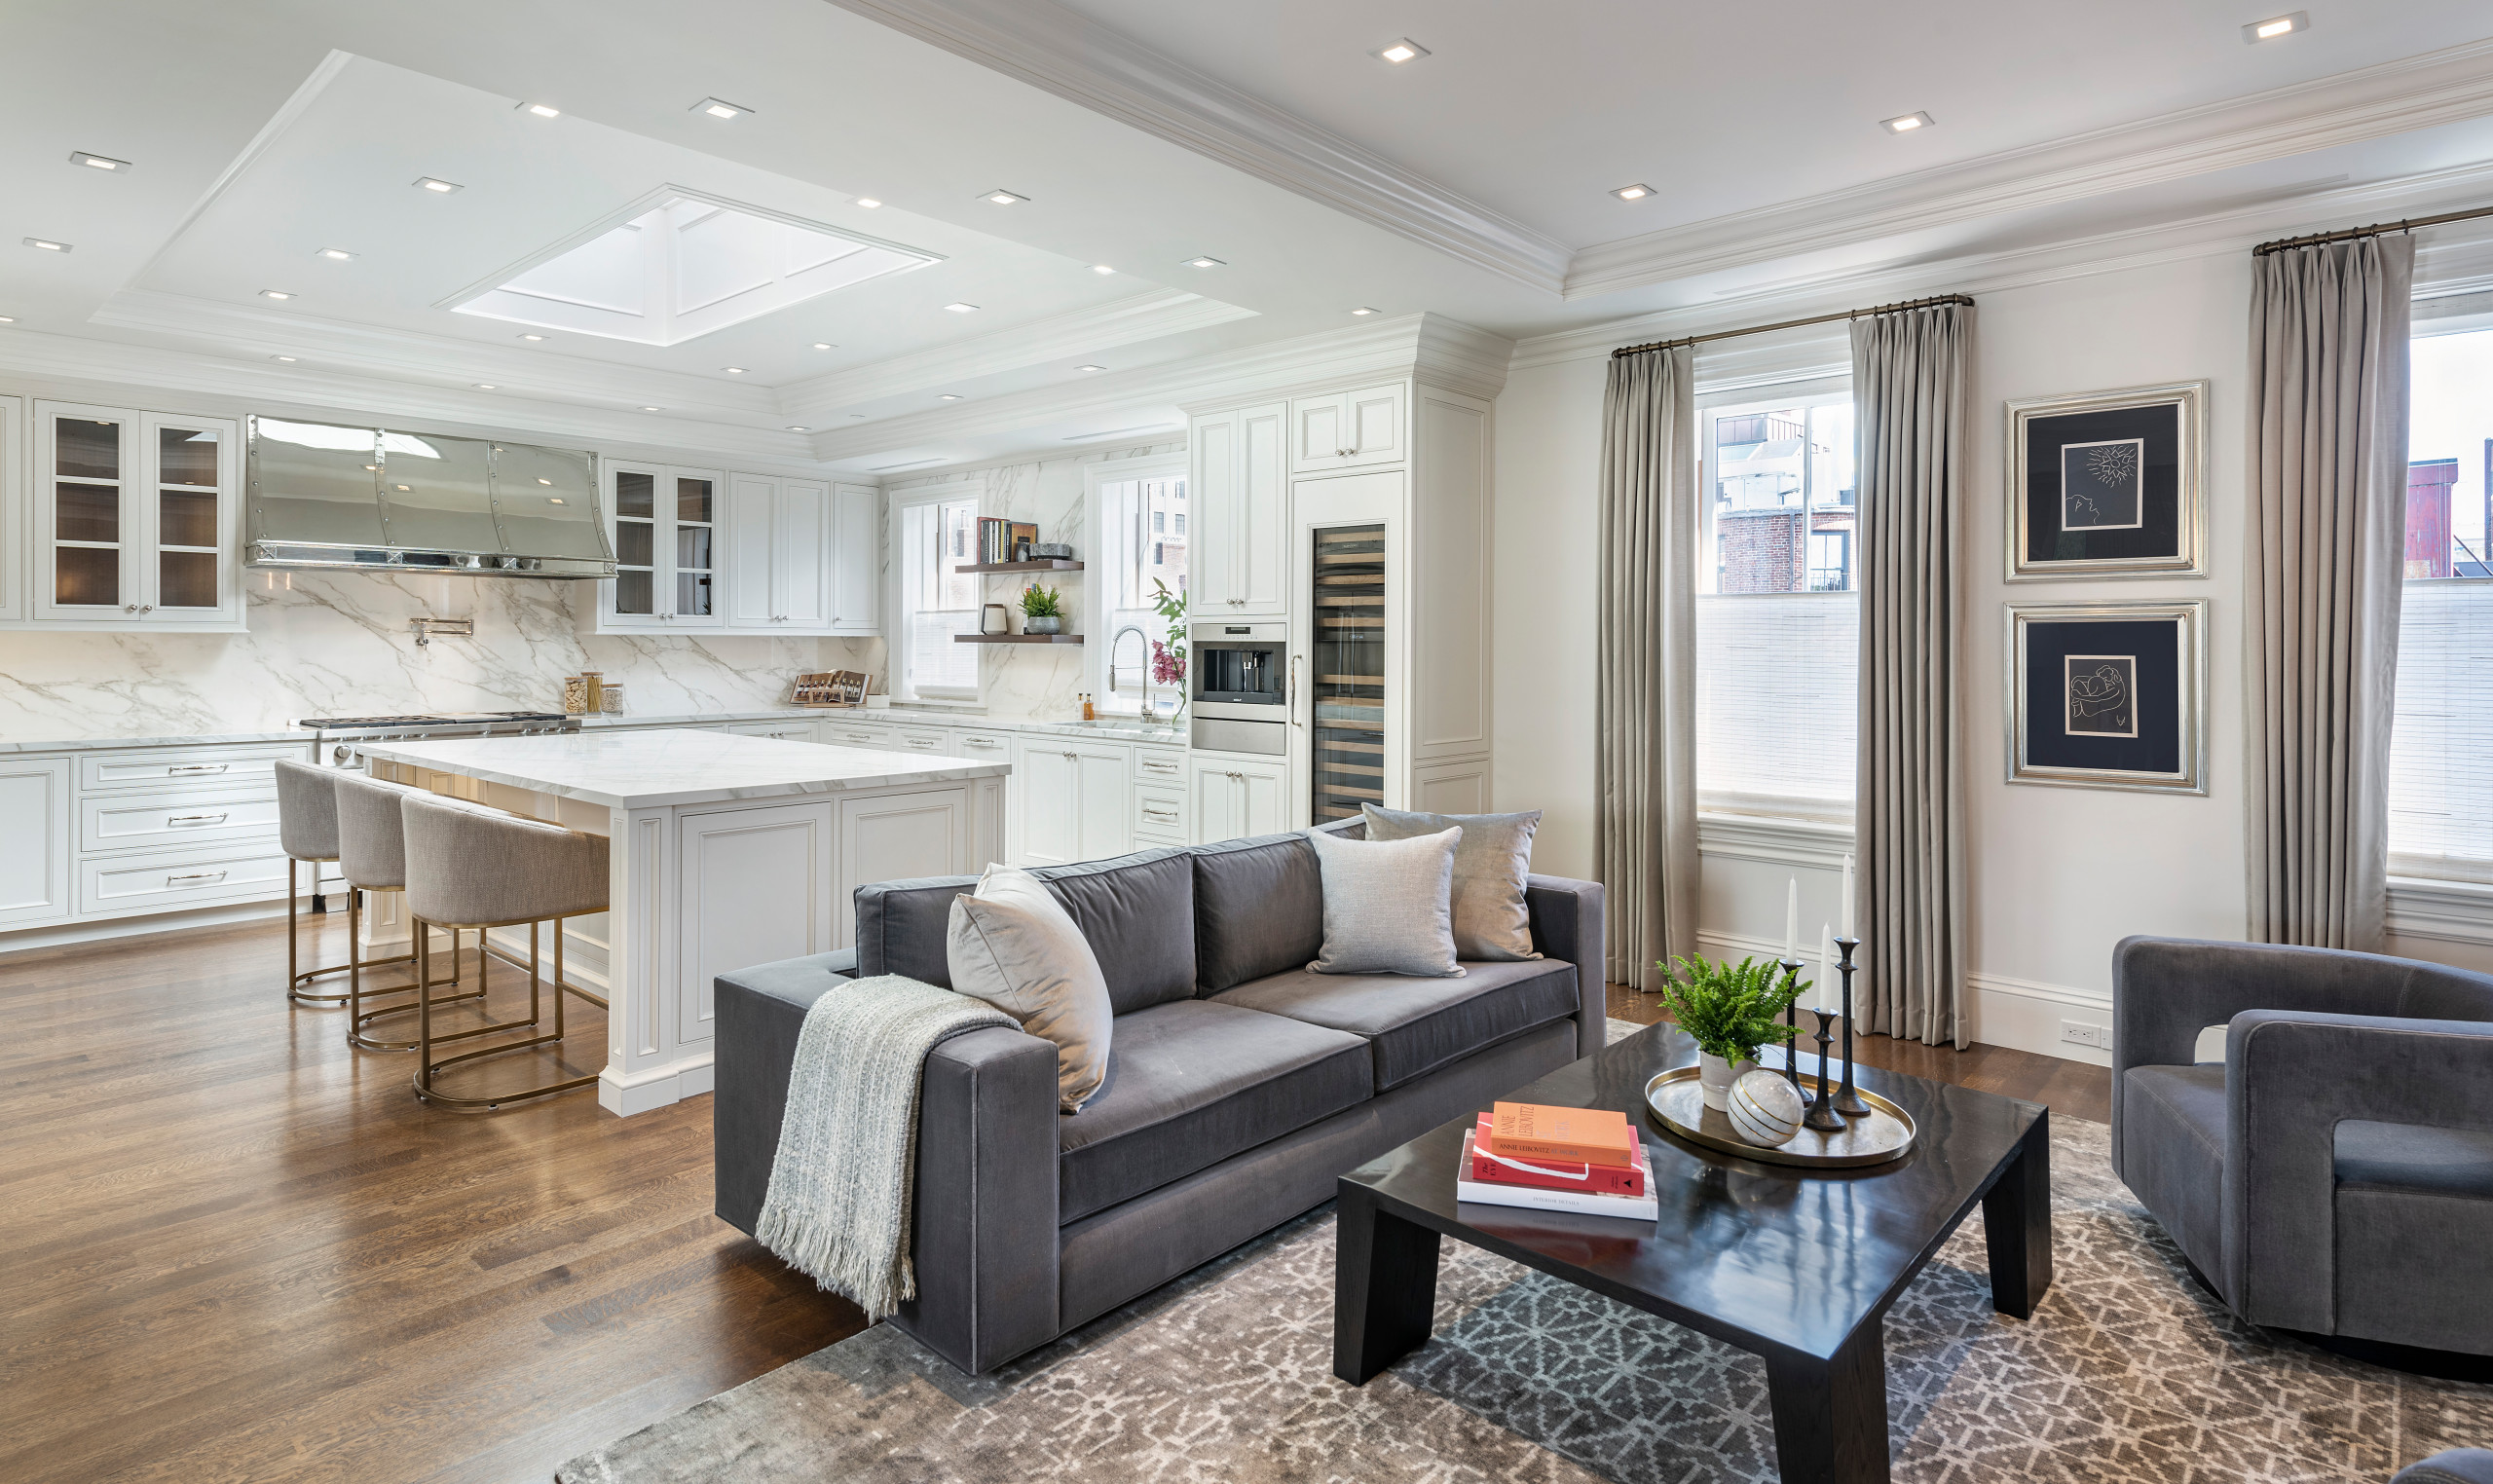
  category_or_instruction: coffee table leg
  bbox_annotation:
[1766,1322,1888,1484]
[1982,1108,2054,1319]
[1332,1183,1440,1385]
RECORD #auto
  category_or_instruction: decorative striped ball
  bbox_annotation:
[1727,1069,1805,1148]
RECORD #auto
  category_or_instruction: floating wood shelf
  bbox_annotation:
[954,559,1084,574]
[954,633,1083,644]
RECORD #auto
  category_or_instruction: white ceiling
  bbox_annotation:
[2,0,2491,473]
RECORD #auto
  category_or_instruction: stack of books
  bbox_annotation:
[974,518,1040,564]
[1456,1100,1656,1220]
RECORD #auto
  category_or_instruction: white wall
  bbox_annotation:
[1495,251,2270,1061]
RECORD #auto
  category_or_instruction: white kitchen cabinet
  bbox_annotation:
[946,727,1013,762]
[725,474,833,632]
[1132,744,1186,787]
[1012,737,1131,867]
[887,725,950,760]
[723,720,822,744]
[834,787,974,948]
[600,461,723,631]
[1132,783,1186,844]
[820,719,899,751]
[32,401,242,629]
[0,756,73,926]
[678,800,835,1039]
[1189,755,1287,845]
[1191,401,1288,615]
[830,483,881,635]
[0,395,21,623]
[80,841,292,917]
[1289,383,1404,475]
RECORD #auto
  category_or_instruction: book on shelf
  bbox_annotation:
[1483,1101,1637,1169]
[1457,1131,1656,1220]
[1470,1115,1646,1195]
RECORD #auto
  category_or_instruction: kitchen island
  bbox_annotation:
[356,728,1008,1116]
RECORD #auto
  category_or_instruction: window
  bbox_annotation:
[1694,386,1858,819]
[2389,321,2493,879]
[893,488,981,700]
[1087,460,1188,712]
[1152,510,1166,534]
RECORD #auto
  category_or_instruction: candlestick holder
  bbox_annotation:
[1776,958,1805,1095]
[1833,936,1868,1117]
[1802,1009,1846,1132]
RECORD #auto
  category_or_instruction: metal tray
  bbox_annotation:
[1643,1065,1916,1169]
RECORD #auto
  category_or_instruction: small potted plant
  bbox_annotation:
[1655,954,1807,1111]
[1020,583,1063,635]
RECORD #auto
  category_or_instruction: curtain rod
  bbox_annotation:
[2252,202,2493,257]
[1609,292,1975,360]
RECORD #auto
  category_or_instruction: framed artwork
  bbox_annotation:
[2005,380,2207,580]
[2005,599,2206,795]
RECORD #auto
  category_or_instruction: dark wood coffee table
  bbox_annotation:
[1333,1020,2051,1484]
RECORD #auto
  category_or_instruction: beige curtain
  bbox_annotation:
[1853,305,1970,1048]
[2246,236,2414,949]
[1597,346,1700,991]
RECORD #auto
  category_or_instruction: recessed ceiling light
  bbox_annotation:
[473,383,497,390]
[260,289,293,300]
[940,393,964,400]
[1092,264,1116,275]
[855,197,882,208]
[24,238,71,252]
[1611,183,1655,202]
[723,366,746,374]
[519,333,545,341]
[0,315,16,323]
[69,152,130,171]
[2243,10,2308,40]
[547,497,566,503]
[983,189,1029,205]
[944,302,979,313]
[316,247,356,262]
[1184,256,1225,269]
[1879,111,1935,134]
[692,97,751,121]
[812,341,835,350]
[272,354,298,363]
[415,177,462,193]
[1076,364,1106,372]
[1375,38,1430,63]
[639,405,661,412]
[520,101,561,118]
[1350,307,1379,315]
[787,425,809,431]
[537,477,553,485]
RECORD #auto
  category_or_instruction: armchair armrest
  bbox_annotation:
[2112,936,2437,1078]
[893,1024,1062,1375]
[1526,874,1605,1057]
[2223,1010,2493,1333]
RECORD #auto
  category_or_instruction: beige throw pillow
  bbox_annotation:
[1305,826,1465,978]
[945,865,1113,1112]
[1360,804,1543,962]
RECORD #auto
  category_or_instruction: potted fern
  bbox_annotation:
[1656,954,1808,1111]
[1020,583,1063,635]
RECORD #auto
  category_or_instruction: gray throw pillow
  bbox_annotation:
[1305,826,1465,978]
[945,865,1113,1112]
[1360,803,1543,961]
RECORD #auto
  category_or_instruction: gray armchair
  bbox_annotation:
[2112,936,2493,1357]
[2398,1453,2493,1484]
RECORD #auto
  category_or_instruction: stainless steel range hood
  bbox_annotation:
[244,416,615,577]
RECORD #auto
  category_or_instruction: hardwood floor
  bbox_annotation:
[0,914,2111,1484]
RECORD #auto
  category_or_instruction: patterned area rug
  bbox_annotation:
[559,1026,2493,1483]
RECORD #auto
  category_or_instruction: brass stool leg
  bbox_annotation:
[349,897,485,1053]
[412,913,601,1111]
[284,858,355,1007]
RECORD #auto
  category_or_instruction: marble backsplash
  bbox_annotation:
[0,570,879,743]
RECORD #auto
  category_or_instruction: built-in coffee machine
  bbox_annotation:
[1189,620,1287,756]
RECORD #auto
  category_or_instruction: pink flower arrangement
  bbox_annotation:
[1150,639,1185,686]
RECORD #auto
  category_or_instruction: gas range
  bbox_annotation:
[300,711,580,767]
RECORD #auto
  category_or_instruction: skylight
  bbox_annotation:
[452,193,940,347]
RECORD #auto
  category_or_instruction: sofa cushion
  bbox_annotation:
[855,847,1196,1014]
[1210,959,1580,1092]
[1193,833,1327,994]
[1057,1000,1371,1223]
[2120,1063,2227,1287]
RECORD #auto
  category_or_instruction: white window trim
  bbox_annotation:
[1082,452,1187,716]
[887,475,986,704]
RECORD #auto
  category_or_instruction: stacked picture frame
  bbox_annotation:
[2001,380,2210,796]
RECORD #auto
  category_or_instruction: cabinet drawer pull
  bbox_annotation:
[907,738,938,749]
[166,871,228,885]
[1142,807,1178,824]
[167,812,229,826]
[963,738,1000,749]
[167,763,229,775]
[1140,756,1178,773]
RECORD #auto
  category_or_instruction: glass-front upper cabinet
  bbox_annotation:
[603,460,723,630]
[34,401,241,627]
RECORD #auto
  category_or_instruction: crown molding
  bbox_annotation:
[775,289,1254,421]
[1563,35,2493,302]
[822,0,1573,295]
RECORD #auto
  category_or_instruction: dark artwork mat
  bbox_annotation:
[2024,402,2180,565]
[2023,618,2180,775]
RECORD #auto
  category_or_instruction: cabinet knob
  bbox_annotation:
[141,605,155,613]
[125,604,138,613]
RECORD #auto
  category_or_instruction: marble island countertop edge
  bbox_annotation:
[356,733,1015,811]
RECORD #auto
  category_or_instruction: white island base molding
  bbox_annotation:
[355,729,1007,1116]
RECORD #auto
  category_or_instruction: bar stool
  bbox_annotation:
[274,759,352,1006]
[332,770,476,1052]
[402,792,611,1110]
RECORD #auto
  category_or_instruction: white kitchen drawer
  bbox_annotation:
[1133,783,1187,839]
[1132,746,1186,784]
[81,785,281,854]
[889,725,950,757]
[949,728,1014,760]
[724,720,822,744]
[820,721,899,750]
[80,842,294,915]
[79,742,311,794]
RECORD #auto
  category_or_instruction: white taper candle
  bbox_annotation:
[1841,853,1855,940]
[1819,923,1837,1012]
[1783,877,1798,964]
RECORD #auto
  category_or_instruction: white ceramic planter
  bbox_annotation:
[1697,1053,1761,1111]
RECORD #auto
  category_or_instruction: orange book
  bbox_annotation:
[1484,1101,1636,1169]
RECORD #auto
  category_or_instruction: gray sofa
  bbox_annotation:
[713,823,1605,1375]
[2111,936,2493,1358]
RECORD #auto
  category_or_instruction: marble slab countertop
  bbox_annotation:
[359,728,1010,810]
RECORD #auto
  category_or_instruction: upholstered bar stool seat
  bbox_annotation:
[274,759,353,1006]
[402,792,611,1110]
[332,770,477,1051]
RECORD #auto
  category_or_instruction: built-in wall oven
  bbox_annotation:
[1190,620,1287,756]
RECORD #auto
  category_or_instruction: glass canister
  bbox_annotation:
[561,675,589,714]
[600,683,627,715]
[579,671,605,711]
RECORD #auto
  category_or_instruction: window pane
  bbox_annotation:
[1099,475,1188,707]
[2390,325,2493,875]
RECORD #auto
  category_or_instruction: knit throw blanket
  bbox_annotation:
[756,974,1013,1320]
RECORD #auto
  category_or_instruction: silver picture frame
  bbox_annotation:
[2005,598,2207,795]
[2004,380,2208,581]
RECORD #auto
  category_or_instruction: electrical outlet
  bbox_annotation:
[2060,1020,2108,1050]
